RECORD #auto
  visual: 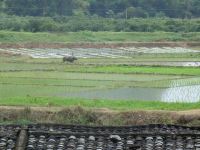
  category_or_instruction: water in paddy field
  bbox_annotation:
[64,85,200,103]
[1,47,200,67]
[161,85,200,102]
[1,47,200,102]
[1,47,200,59]
[64,87,164,101]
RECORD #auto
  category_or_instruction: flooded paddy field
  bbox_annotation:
[0,46,200,103]
[64,85,200,103]
[0,47,199,59]
[0,72,183,98]
[1,47,200,67]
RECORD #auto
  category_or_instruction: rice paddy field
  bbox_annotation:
[1,44,200,105]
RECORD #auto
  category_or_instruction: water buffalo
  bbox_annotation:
[63,56,78,63]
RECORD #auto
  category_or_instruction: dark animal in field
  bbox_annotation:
[63,56,78,63]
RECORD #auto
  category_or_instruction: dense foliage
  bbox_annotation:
[0,15,200,32]
[1,0,200,18]
[0,0,200,32]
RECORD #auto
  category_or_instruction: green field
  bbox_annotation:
[1,97,200,111]
[1,31,200,43]
[0,33,200,113]
[1,46,200,125]
[1,72,200,98]
[1,56,200,76]
[62,66,200,76]
[0,70,185,98]
[1,55,200,103]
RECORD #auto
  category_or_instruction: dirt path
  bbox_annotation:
[0,42,200,49]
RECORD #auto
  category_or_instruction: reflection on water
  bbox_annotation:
[64,85,200,103]
[161,85,200,103]
[183,62,200,67]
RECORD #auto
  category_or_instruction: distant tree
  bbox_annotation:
[3,0,200,18]
[106,10,115,18]
[126,7,148,18]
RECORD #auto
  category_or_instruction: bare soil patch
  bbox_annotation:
[0,51,22,57]
[0,42,199,49]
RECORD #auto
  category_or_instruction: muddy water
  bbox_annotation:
[64,85,200,103]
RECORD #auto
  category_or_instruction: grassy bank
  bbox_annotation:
[0,105,192,126]
[0,31,200,43]
[1,61,200,76]
[0,97,200,111]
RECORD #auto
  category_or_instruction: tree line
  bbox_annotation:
[1,16,200,32]
[0,0,200,33]
[1,0,200,18]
